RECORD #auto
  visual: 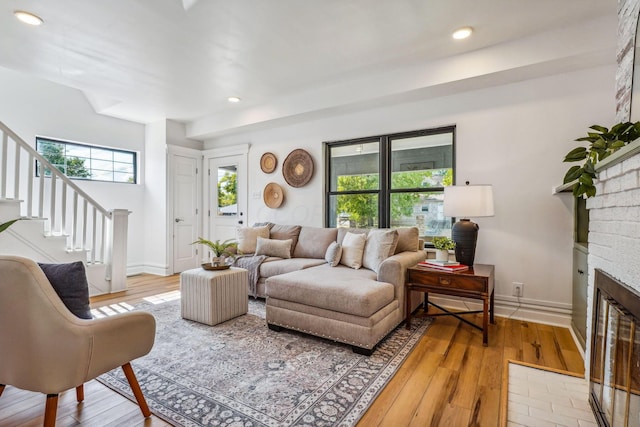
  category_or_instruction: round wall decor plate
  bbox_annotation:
[263,182,284,208]
[260,152,277,173]
[282,149,314,188]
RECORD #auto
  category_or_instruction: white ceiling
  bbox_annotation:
[0,0,617,139]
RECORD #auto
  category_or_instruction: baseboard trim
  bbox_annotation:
[127,263,170,277]
[427,295,572,327]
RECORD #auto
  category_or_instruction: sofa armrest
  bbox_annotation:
[378,250,426,300]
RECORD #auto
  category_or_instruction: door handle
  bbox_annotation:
[175,218,184,223]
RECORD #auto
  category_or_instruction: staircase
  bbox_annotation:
[0,121,129,296]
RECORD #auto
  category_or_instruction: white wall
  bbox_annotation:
[0,66,147,269]
[205,65,616,324]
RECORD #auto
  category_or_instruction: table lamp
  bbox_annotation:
[443,183,494,266]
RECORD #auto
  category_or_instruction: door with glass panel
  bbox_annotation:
[207,155,246,245]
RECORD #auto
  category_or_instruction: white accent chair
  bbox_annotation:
[0,256,156,426]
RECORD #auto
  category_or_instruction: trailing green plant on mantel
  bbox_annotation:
[563,121,640,198]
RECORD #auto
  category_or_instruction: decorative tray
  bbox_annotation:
[201,263,231,271]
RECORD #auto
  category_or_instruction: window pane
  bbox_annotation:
[330,141,379,191]
[91,147,113,161]
[113,161,134,174]
[328,193,378,228]
[114,172,134,183]
[66,144,91,159]
[91,159,113,171]
[391,133,453,189]
[390,191,452,243]
[217,166,237,216]
[92,170,113,181]
[113,151,134,163]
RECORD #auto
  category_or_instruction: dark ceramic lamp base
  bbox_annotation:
[452,219,479,266]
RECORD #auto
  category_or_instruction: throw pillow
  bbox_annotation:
[394,226,420,253]
[340,231,366,269]
[324,241,342,267]
[269,224,302,256]
[237,226,270,253]
[38,261,92,319]
[255,237,292,259]
[362,229,399,273]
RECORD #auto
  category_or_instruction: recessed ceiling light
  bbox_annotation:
[227,97,241,103]
[14,10,43,26]
[452,26,473,40]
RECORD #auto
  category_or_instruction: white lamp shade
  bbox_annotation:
[443,185,494,218]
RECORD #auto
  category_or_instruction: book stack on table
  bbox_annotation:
[417,259,469,272]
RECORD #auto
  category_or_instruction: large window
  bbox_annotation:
[36,137,137,184]
[325,126,455,244]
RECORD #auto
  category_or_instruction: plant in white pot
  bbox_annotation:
[431,236,455,262]
[191,237,237,267]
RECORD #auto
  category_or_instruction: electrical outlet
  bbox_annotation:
[512,282,524,297]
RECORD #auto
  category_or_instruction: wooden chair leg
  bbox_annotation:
[44,394,59,427]
[121,363,151,417]
[0,384,5,398]
[76,384,84,402]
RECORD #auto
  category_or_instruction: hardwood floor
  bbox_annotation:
[0,274,584,426]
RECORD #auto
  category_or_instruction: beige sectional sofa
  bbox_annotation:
[238,224,426,355]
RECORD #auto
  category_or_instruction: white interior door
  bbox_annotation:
[171,153,200,272]
[208,154,246,242]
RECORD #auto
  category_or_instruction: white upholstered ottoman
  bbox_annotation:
[180,267,249,326]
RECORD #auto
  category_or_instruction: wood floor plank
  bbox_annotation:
[2,273,585,426]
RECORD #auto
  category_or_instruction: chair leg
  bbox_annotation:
[76,384,84,402]
[0,384,5,398]
[121,363,151,417]
[44,394,59,427]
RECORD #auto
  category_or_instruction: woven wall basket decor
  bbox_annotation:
[263,182,284,208]
[282,149,314,188]
[260,152,277,174]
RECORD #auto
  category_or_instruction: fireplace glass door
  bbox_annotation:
[590,270,640,427]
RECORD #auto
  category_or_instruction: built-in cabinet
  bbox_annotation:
[570,196,589,351]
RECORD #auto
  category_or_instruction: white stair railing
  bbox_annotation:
[0,121,128,289]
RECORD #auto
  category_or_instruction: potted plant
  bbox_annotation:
[431,236,455,262]
[563,121,640,198]
[191,237,237,266]
[0,219,20,234]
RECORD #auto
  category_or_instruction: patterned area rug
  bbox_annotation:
[97,298,429,427]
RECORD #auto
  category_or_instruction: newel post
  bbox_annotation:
[108,209,130,292]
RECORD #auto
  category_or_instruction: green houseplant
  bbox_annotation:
[563,121,640,198]
[431,236,455,262]
[191,237,237,266]
[0,219,20,234]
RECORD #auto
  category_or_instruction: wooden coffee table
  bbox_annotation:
[405,264,495,345]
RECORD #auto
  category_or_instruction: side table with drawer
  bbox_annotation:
[405,264,495,345]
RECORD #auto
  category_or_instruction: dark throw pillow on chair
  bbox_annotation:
[38,261,92,319]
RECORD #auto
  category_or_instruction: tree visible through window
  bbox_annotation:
[36,137,137,184]
[326,126,455,243]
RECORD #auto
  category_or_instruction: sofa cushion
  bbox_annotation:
[237,226,270,253]
[325,241,342,267]
[265,264,395,318]
[362,229,398,273]
[293,226,338,259]
[337,227,368,245]
[340,231,366,269]
[394,226,420,253]
[255,237,292,259]
[269,224,301,256]
[259,258,326,278]
[38,261,92,319]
